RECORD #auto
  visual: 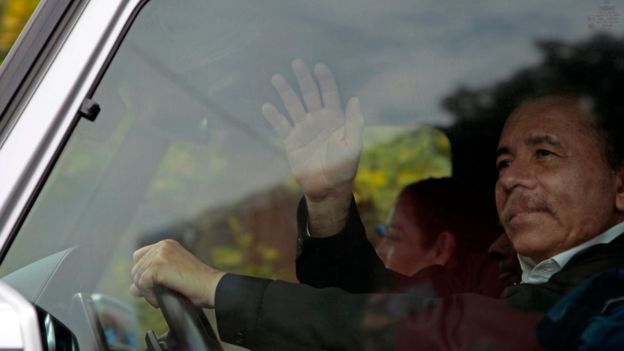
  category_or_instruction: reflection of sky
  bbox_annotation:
[92,0,624,219]
[130,0,622,126]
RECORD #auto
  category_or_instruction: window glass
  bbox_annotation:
[1,0,623,349]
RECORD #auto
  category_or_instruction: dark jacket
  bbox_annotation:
[213,199,624,350]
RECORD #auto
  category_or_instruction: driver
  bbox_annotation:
[131,60,624,350]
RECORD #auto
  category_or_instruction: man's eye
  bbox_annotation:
[497,159,511,171]
[536,149,555,158]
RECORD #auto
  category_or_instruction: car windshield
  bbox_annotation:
[1,0,622,350]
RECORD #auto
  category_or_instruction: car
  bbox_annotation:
[0,0,621,350]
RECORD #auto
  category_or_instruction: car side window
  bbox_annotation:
[1,0,619,350]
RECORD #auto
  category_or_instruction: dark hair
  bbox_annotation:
[444,34,624,171]
[397,178,455,247]
[591,100,624,170]
[516,88,624,170]
[398,177,498,254]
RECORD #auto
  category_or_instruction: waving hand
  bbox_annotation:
[263,59,364,202]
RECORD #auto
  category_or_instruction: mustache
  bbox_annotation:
[501,194,557,225]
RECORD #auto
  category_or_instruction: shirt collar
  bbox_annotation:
[518,221,624,284]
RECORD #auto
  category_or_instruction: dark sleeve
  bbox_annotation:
[295,197,391,292]
[214,274,542,351]
[215,273,371,350]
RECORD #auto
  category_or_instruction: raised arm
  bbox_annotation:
[262,59,363,237]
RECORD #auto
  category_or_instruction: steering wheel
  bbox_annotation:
[154,285,224,351]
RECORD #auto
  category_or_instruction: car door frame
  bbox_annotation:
[0,0,147,259]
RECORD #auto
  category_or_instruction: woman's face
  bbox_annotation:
[375,196,442,276]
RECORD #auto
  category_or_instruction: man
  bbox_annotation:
[131,60,624,350]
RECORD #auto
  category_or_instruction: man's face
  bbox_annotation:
[495,96,622,263]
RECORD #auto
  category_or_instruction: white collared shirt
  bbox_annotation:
[518,221,624,284]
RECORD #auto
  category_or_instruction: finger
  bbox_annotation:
[344,97,364,144]
[314,63,342,111]
[140,288,159,308]
[130,283,142,297]
[131,258,146,287]
[132,244,153,264]
[136,264,159,292]
[131,251,147,277]
[131,259,149,285]
[262,103,292,139]
[271,74,306,122]
[130,284,158,307]
[131,266,154,302]
[292,58,322,112]
[131,245,155,277]
[131,244,163,282]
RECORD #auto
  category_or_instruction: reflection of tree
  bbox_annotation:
[355,127,452,240]
[445,34,624,127]
[210,216,288,278]
[191,187,300,282]
[442,34,624,239]
[0,0,40,61]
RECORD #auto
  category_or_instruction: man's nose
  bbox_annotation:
[496,159,536,192]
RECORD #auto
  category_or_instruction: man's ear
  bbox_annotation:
[433,231,456,266]
[615,165,624,212]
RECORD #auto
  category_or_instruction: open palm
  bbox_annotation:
[263,59,363,200]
